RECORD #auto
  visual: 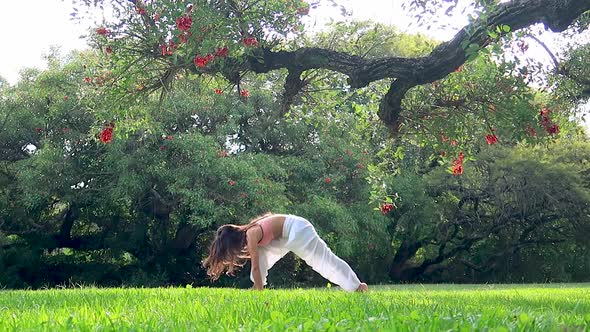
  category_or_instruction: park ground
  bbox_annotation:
[0,283,589,331]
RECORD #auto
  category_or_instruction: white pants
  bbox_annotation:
[250,215,361,292]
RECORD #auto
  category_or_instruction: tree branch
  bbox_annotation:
[528,34,560,69]
[242,0,590,136]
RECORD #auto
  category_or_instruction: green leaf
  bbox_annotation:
[501,25,511,33]
[467,43,480,51]
[394,146,404,160]
[467,53,479,62]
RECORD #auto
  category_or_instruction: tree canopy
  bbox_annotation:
[72,0,590,136]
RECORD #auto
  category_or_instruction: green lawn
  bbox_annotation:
[1,284,589,331]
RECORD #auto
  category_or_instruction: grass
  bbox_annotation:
[0,283,589,331]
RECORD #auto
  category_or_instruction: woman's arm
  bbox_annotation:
[246,228,264,290]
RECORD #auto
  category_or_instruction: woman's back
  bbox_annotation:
[255,214,286,246]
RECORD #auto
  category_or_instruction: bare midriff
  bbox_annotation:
[256,214,286,246]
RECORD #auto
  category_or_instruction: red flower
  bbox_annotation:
[159,145,167,151]
[242,37,259,47]
[105,46,113,54]
[35,127,43,133]
[194,55,209,68]
[380,203,394,214]
[99,127,114,143]
[297,5,310,15]
[454,65,463,72]
[96,27,109,36]
[546,123,560,135]
[84,77,92,84]
[458,151,465,163]
[63,96,69,101]
[324,177,332,184]
[228,180,236,186]
[215,47,229,57]
[214,88,223,95]
[167,135,174,141]
[485,134,498,145]
[136,7,146,15]
[355,163,365,169]
[160,44,173,56]
[451,151,465,176]
[526,125,537,137]
[450,140,458,147]
[440,151,446,157]
[217,150,229,157]
[176,16,192,32]
[154,13,160,21]
[240,89,250,97]
[179,32,192,44]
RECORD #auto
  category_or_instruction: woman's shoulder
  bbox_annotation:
[245,223,262,241]
[260,214,289,224]
[255,213,287,222]
[269,213,290,220]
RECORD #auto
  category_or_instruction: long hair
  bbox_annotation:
[202,213,272,281]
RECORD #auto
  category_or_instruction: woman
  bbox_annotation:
[203,213,368,292]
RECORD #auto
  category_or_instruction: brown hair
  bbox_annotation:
[202,213,272,281]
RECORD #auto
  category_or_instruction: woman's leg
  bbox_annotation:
[287,222,361,292]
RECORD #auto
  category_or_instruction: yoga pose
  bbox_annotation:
[203,213,368,292]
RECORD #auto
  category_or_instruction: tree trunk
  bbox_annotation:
[389,240,424,281]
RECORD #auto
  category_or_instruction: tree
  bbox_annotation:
[0,49,393,288]
[72,0,590,136]
[382,141,590,282]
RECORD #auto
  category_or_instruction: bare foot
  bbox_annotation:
[356,282,368,292]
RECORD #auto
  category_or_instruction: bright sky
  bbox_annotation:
[0,0,88,84]
[0,0,587,131]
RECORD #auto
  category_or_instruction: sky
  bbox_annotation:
[0,0,587,129]
[0,0,89,84]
